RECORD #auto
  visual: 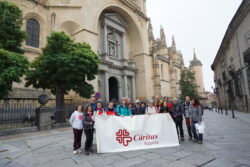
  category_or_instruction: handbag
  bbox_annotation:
[195,122,205,134]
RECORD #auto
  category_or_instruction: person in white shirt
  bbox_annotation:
[69,105,83,155]
[146,100,158,115]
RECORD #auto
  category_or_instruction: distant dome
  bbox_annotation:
[190,49,202,67]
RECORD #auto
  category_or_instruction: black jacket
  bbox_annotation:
[82,112,94,130]
[171,103,184,122]
[159,106,170,113]
[132,106,145,115]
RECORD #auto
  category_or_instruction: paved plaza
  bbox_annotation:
[1,110,250,167]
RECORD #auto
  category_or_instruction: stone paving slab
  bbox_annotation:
[0,110,250,167]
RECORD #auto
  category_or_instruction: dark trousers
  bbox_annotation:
[174,119,184,138]
[73,128,83,150]
[191,121,203,141]
[185,118,192,138]
[84,129,94,151]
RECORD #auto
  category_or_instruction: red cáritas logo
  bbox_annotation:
[116,129,132,146]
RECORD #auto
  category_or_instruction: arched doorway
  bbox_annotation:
[109,77,119,102]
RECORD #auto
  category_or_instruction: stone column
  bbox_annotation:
[36,94,52,131]
[132,76,136,101]
[104,25,108,54]
[105,71,109,102]
[123,75,128,97]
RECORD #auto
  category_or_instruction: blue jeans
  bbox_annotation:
[191,121,203,141]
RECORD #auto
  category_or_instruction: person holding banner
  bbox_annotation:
[146,100,158,115]
[190,98,203,144]
[106,102,117,116]
[132,100,145,115]
[163,96,173,115]
[172,98,185,141]
[160,101,170,114]
[82,105,95,155]
[94,102,105,115]
[117,97,132,116]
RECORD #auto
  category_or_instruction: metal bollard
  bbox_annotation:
[232,110,235,119]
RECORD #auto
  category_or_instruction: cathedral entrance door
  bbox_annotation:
[109,77,119,102]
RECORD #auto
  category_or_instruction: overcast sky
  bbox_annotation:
[147,0,242,92]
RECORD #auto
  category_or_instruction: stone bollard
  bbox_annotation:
[36,94,52,131]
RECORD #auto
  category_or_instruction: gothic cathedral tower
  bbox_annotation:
[190,49,206,97]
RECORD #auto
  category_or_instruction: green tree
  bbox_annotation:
[179,69,198,100]
[0,1,29,98]
[0,49,29,98]
[25,32,99,122]
[0,1,27,53]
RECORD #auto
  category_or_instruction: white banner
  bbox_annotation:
[94,113,179,153]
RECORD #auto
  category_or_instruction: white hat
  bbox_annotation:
[135,99,140,103]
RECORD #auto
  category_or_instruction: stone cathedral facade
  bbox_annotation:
[7,0,201,102]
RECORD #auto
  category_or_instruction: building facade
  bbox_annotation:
[212,0,250,112]
[7,0,191,102]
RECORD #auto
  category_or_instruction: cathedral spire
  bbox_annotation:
[171,36,177,53]
[193,48,197,60]
[190,48,202,67]
[160,25,167,47]
[148,20,155,41]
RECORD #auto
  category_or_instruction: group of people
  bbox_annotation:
[69,95,204,155]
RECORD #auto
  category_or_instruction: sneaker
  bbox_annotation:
[193,139,198,143]
[77,149,82,154]
[73,150,78,155]
[197,140,203,144]
[84,150,89,155]
[189,137,192,141]
[181,137,185,141]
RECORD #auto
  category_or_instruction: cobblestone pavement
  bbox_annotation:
[1,110,250,167]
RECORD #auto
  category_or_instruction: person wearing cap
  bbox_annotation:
[132,100,145,115]
[145,100,157,115]
[117,97,132,116]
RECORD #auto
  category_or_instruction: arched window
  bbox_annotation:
[26,18,40,48]
[107,32,119,58]
[51,13,56,31]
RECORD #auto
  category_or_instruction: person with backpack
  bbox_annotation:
[146,100,158,115]
[184,96,193,141]
[69,105,84,155]
[117,97,132,116]
[82,105,95,155]
[190,98,203,144]
[172,98,185,141]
